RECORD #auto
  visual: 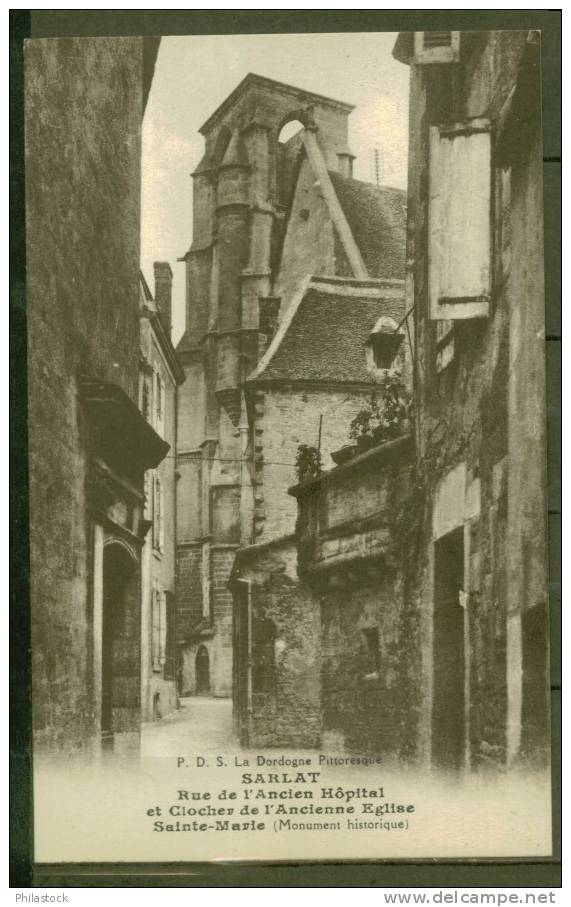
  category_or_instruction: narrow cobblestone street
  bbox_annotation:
[141,696,235,757]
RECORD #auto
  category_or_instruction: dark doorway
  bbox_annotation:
[521,601,550,765]
[101,543,140,750]
[432,527,465,771]
[196,645,210,695]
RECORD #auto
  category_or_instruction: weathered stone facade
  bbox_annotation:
[394,29,548,770]
[139,267,185,722]
[26,37,162,759]
[232,32,549,773]
[230,538,321,748]
[176,73,406,701]
[291,436,418,761]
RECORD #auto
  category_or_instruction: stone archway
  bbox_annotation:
[101,541,140,751]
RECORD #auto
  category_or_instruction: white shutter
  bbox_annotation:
[429,120,491,320]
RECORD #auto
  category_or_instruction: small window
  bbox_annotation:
[151,587,162,672]
[414,31,460,65]
[143,471,152,521]
[163,592,176,680]
[152,474,164,553]
[140,375,150,422]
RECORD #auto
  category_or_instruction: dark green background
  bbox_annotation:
[10,8,561,889]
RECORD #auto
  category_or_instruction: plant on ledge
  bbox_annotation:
[349,374,411,452]
[295,444,323,482]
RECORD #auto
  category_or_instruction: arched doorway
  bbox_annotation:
[101,542,139,750]
[196,645,210,695]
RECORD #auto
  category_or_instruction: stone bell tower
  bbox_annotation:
[176,74,354,697]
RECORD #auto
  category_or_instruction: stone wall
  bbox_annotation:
[140,321,179,722]
[231,538,321,748]
[320,573,417,761]
[292,437,418,760]
[25,37,147,757]
[252,386,374,542]
[405,31,548,769]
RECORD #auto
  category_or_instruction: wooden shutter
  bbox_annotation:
[143,471,152,520]
[152,369,158,430]
[157,375,165,436]
[159,591,167,666]
[429,120,491,320]
[159,481,165,552]
[152,474,160,550]
[152,586,161,671]
[414,31,460,65]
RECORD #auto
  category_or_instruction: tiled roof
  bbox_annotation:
[249,280,403,385]
[329,171,406,280]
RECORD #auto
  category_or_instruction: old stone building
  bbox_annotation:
[139,266,185,722]
[232,31,549,773]
[393,28,548,771]
[290,435,417,758]
[26,37,163,758]
[176,73,406,700]
[230,273,410,747]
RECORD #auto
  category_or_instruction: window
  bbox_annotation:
[140,375,150,422]
[154,368,165,436]
[414,31,460,65]
[143,471,152,521]
[429,119,492,321]
[366,316,404,375]
[151,587,167,673]
[152,474,164,553]
[163,592,176,681]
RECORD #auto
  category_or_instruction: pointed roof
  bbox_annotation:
[199,73,354,136]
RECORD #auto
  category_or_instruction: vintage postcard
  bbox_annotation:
[25,28,552,865]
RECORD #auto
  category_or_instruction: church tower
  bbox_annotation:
[176,74,354,697]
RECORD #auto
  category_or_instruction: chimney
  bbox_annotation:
[153,261,173,336]
[337,148,355,178]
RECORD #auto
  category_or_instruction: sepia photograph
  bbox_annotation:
[21,22,554,867]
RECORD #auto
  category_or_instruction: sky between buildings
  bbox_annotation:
[141,32,409,345]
